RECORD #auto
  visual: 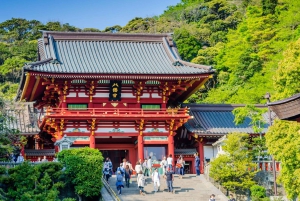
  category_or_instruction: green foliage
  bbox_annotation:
[232,105,267,133]
[273,38,300,100]
[250,185,266,199]
[3,162,64,201]
[262,0,278,15]
[265,120,300,199]
[58,147,104,199]
[209,132,257,192]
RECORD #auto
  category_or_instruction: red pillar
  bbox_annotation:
[138,135,144,161]
[90,134,95,148]
[198,140,204,174]
[168,135,175,166]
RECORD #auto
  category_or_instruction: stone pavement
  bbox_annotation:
[107,174,228,201]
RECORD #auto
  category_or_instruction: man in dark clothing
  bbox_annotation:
[194,153,200,175]
[164,167,174,193]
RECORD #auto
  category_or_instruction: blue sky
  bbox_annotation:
[0,0,181,30]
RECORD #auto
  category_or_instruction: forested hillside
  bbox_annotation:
[1,0,299,103]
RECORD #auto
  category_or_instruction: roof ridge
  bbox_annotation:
[24,58,54,68]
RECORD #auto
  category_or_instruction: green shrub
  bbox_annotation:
[251,185,266,199]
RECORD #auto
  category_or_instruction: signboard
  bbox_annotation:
[109,80,122,101]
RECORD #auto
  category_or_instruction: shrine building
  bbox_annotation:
[15,31,215,171]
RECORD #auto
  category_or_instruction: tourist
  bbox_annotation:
[103,167,110,182]
[167,154,173,171]
[116,171,124,195]
[135,161,143,175]
[41,155,48,162]
[137,170,145,196]
[164,167,174,193]
[152,168,160,193]
[104,157,113,175]
[52,157,58,162]
[16,153,24,163]
[36,157,41,162]
[176,155,184,179]
[160,156,168,175]
[143,159,149,177]
[124,165,132,187]
[147,156,152,176]
[194,152,200,175]
[117,163,125,177]
[209,194,216,201]
[228,194,236,201]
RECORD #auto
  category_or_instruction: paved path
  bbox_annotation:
[107,174,228,201]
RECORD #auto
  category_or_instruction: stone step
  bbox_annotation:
[107,174,228,201]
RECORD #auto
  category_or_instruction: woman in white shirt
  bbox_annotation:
[135,161,143,175]
[152,168,160,192]
[160,156,168,175]
[167,154,173,171]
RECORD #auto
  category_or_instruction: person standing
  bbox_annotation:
[16,153,24,163]
[135,161,143,175]
[209,194,216,201]
[228,194,236,201]
[164,167,174,193]
[167,154,173,171]
[194,153,200,176]
[116,171,124,195]
[177,155,184,179]
[160,156,168,175]
[147,156,152,176]
[124,165,132,187]
[152,168,160,193]
[137,170,145,196]
[143,159,149,177]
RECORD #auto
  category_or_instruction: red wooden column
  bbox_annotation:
[168,135,175,166]
[198,138,205,174]
[90,134,95,148]
[138,135,144,161]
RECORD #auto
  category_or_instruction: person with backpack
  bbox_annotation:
[117,163,125,178]
[115,171,124,195]
[209,194,216,201]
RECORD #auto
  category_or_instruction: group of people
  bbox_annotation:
[107,152,202,196]
[10,153,49,163]
[209,193,236,201]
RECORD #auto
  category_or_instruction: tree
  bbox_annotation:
[273,38,300,101]
[57,147,104,201]
[209,132,257,193]
[265,120,300,200]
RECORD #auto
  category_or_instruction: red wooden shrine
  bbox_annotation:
[16,31,214,170]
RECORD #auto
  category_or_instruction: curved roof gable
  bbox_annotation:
[24,31,214,75]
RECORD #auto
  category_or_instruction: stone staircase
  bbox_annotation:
[107,174,228,201]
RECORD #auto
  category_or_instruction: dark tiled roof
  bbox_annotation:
[175,149,197,156]
[24,31,213,75]
[183,104,272,135]
[25,149,55,156]
[268,93,300,120]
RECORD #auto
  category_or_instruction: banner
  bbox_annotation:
[109,80,122,101]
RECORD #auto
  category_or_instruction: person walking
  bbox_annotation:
[176,155,184,179]
[16,153,24,163]
[167,154,173,171]
[194,153,200,176]
[209,194,216,201]
[228,194,236,201]
[143,159,149,177]
[116,171,124,195]
[124,165,132,187]
[137,170,145,196]
[135,161,143,175]
[164,167,174,193]
[147,156,152,176]
[117,163,125,178]
[103,167,111,182]
[160,156,168,175]
[152,168,160,193]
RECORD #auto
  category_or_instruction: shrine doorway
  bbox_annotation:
[100,150,127,172]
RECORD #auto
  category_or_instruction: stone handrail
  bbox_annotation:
[101,177,121,201]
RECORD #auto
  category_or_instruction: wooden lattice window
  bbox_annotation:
[141,104,161,110]
[67,104,88,110]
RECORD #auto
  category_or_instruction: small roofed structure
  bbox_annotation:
[268,93,300,121]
